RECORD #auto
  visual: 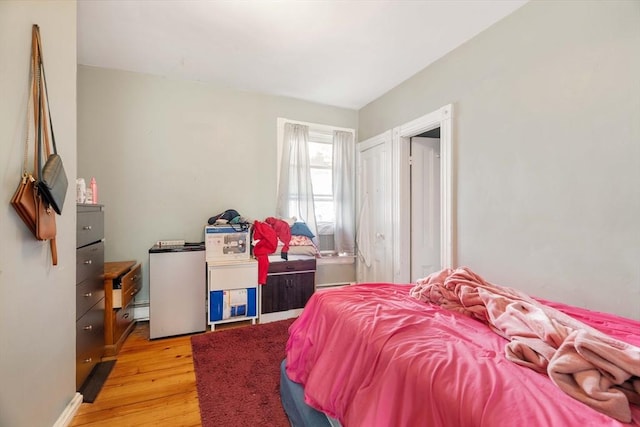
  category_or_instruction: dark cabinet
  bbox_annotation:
[261,258,316,322]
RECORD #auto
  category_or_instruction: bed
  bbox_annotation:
[282,268,640,427]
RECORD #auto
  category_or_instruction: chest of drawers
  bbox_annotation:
[76,204,105,390]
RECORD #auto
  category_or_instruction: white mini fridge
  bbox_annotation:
[149,243,206,339]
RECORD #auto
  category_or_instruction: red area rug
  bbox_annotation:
[191,319,295,427]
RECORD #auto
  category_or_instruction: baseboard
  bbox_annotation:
[259,309,303,324]
[316,282,352,289]
[133,304,149,321]
[52,392,83,427]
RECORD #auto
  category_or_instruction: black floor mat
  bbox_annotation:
[79,360,116,403]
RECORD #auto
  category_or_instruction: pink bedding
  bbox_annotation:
[410,267,640,423]
[285,283,640,426]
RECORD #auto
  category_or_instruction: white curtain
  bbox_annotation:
[333,130,355,255]
[276,123,318,237]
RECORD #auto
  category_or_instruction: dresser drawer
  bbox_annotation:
[76,241,104,284]
[208,261,257,291]
[76,299,104,389]
[267,258,316,275]
[77,206,104,248]
[112,263,141,309]
[76,275,105,320]
[121,264,142,295]
[114,304,135,342]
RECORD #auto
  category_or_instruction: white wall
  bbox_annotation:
[0,2,78,426]
[77,66,358,304]
[359,1,640,319]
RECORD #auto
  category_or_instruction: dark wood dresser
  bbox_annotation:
[76,204,105,390]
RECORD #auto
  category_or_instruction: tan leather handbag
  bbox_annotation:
[10,25,57,265]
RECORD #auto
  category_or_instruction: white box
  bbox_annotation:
[223,289,249,319]
[205,225,250,262]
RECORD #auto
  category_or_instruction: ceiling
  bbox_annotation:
[77,0,528,110]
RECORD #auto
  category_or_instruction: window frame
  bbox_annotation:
[276,118,355,188]
[276,118,356,255]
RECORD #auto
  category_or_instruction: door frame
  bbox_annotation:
[392,104,453,282]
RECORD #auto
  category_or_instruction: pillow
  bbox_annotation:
[289,235,313,246]
[290,222,315,238]
[288,245,319,257]
[273,236,319,257]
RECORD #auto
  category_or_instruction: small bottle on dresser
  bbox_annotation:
[90,177,98,204]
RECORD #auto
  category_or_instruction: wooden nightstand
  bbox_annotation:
[104,261,141,357]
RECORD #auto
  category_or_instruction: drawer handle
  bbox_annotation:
[83,292,92,298]
[84,259,92,265]
[83,357,92,364]
[82,225,92,231]
[123,313,129,319]
[83,325,93,331]
[130,290,136,296]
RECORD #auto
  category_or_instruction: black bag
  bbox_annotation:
[39,153,68,215]
[34,25,68,215]
[208,209,241,225]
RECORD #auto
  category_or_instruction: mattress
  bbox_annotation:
[280,359,340,427]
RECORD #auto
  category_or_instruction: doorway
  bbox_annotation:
[410,134,441,282]
[392,104,453,284]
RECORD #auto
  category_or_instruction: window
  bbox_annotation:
[277,118,355,256]
[308,130,334,227]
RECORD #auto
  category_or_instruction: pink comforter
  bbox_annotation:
[285,283,640,427]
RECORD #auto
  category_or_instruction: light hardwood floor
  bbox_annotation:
[70,322,202,427]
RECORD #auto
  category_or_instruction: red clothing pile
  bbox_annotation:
[252,218,291,284]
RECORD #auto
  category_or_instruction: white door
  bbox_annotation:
[410,137,441,282]
[357,132,393,283]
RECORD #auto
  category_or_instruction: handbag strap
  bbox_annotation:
[21,26,39,183]
[33,25,57,160]
[22,39,33,179]
[25,25,42,182]
[32,25,45,180]
[39,50,52,161]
